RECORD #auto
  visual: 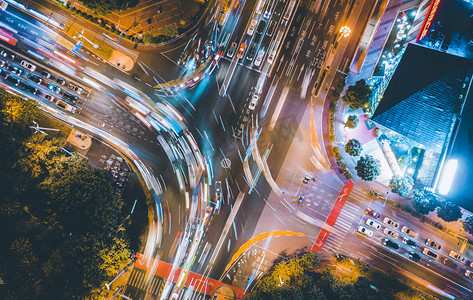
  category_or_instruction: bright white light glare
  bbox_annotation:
[438,159,458,195]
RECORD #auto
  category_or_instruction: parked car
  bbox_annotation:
[21,60,36,71]
[402,237,417,248]
[449,250,466,263]
[409,251,422,262]
[48,83,61,94]
[237,43,247,58]
[401,226,418,238]
[365,219,381,230]
[227,42,237,58]
[384,228,399,239]
[383,217,399,229]
[425,239,442,250]
[443,258,458,269]
[357,225,373,237]
[56,77,66,85]
[365,208,380,218]
[422,248,439,260]
[383,239,399,250]
[27,74,42,84]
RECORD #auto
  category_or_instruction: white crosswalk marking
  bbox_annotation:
[322,200,361,252]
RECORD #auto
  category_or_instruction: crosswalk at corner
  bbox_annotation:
[322,201,361,252]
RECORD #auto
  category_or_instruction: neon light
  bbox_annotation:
[438,159,458,195]
[416,0,441,42]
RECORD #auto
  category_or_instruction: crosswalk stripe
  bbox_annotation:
[339,211,357,220]
[335,218,352,228]
[129,270,139,287]
[147,277,156,292]
[136,272,145,290]
[344,201,360,210]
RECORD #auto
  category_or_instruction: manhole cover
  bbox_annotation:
[221,158,231,169]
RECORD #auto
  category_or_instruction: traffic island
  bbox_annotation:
[66,128,92,155]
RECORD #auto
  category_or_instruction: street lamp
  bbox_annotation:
[338,26,351,42]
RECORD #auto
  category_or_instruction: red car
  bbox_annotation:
[365,208,380,218]
[237,43,247,58]
[204,206,213,222]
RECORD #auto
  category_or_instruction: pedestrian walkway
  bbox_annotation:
[323,200,362,252]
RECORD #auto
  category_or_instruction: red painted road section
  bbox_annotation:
[134,254,245,299]
[312,181,355,251]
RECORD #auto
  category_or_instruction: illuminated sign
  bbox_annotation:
[416,0,442,42]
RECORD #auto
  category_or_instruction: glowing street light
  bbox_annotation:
[338,26,351,41]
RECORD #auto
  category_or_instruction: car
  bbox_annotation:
[1,50,14,60]
[41,70,51,78]
[21,60,36,71]
[27,74,42,84]
[422,248,439,260]
[215,181,222,210]
[402,237,417,248]
[48,83,61,94]
[383,239,399,250]
[0,60,5,67]
[45,94,55,102]
[256,20,266,34]
[227,42,237,58]
[443,258,458,269]
[263,9,271,19]
[247,19,257,35]
[384,228,399,239]
[356,225,373,237]
[237,43,247,58]
[56,100,76,113]
[204,206,213,222]
[98,122,106,127]
[254,49,265,67]
[466,270,473,279]
[266,20,277,36]
[56,78,66,85]
[0,1,8,11]
[383,217,399,229]
[7,64,22,75]
[248,94,259,110]
[425,239,442,250]
[409,251,422,262]
[5,75,19,86]
[247,45,256,61]
[449,250,466,263]
[365,219,381,230]
[267,49,276,64]
[63,92,78,104]
[365,208,380,218]
[401,226,418,238]
[26,85,38,94]
[69,83,83,94]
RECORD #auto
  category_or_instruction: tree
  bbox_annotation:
[355,155,380,181]
[142,33,154,44]
[412,189,439,215]
[164,24,178,38]
[342,79,372,110]
[462,216,473,235]
[345,115,359,128]
[389,176,414,197]
[437,201,462,222]
[345,139,363,157]
[80,0,137,14]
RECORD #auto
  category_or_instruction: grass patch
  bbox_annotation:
[36,113,72,140]
[66,25,113,60]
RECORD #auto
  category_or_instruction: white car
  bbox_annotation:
[215,181,222,210]
[248,95,259,110]
[384,228,399,239]
[422,248,439,260]
[254,49,265,67]
[357,225,373,237]
[466,270,473,279]
[365,219,381,230]
[449,250,466,263]
[401,226,418,238]
[21,60,36,71]
[266,49,276,64]
[247,19,257,35]
[383,217,399,229]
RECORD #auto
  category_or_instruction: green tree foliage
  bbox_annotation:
[345,139,363,157]
[412,189,439,215]
[463,215,473,235]
[342,79,372,110]
[0,93,130,299]
[164,24,178,38]
[80,0,138,14]
[389,176,414,197]
[345,115,359,128]
[437,201,462,222]
[355,155,381,181]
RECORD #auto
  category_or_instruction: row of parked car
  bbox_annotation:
[358,208,473,278]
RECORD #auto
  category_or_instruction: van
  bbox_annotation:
[247,19,257,35]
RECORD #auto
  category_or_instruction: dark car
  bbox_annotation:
[256,20,266,34]
[63,92,78,104]
[247,45,256,61]
[7,64,22,75]
[402,237,416,248]
[266,20,277,36]
[27,74,42,84]
[42,70,51,78]
[56,77,66,85]
[5,75,19,86]
[409,251,422,262]
[1,50,14,60]
[383,239,399,250]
